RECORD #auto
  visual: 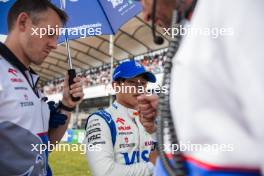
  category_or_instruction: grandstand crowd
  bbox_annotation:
[42,52,166,95]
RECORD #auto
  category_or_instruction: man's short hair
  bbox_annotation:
[7,0,68,32]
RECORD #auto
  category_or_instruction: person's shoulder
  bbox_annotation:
[89,108,113,120]
[0,57,5,91]
[0,55,4,65]
[87,110,109,125]
[0,56,7,84]
[0,56,11,69]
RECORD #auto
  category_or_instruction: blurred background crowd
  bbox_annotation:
[42,53,165,95]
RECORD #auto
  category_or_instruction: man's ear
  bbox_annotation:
[16,12,30,32]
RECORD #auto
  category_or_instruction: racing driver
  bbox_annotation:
[84,60,158,176]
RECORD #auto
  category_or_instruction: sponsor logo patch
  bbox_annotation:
[20,101,34,107]
[10,78,23,83]
[14,87,28,90]
[116,117,125,125]
[87,134,101,143]
[118,126,131,131]
[8,68,18,77]
[119,143,136,148]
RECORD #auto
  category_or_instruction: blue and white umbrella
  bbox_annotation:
[0,0,142,101]
[0,0,142,39]
[0,0,142,65]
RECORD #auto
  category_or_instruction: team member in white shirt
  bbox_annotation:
[139,0,264,175]
[0,0,84,175]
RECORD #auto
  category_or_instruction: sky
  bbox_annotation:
[0,35,7,42]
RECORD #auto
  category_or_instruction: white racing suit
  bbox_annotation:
[84,101,155,176]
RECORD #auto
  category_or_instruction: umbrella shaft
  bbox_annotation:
[65,33,73,69]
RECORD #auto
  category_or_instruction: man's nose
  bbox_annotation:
[49,38,57,50]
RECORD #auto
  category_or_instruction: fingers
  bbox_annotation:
[70,77,82,90]
[138,96,157,120]
[140,119,156,134]
[69,77,84,99]
[140,115,154,123]
[137,95,148,104]
[137,94,159,109]
[63,73,69,92]
[71,91,84,99]
[69,84,82,95]
[70,89,83,97]
[140,108,154,116]
[141,111,157,119]
[138,103,151,111]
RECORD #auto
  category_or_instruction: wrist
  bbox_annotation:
[59,101,75,112]
[61,97,75,108]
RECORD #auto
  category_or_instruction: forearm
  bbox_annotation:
[47,74,83,145]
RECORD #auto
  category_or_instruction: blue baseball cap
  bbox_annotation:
[113,60,156,83]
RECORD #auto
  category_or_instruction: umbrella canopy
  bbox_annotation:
[0,1,170,84]
[0,0,142,40]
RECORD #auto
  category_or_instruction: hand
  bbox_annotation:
[137,94,159,134]
[47,101,67,128]
[62,73,84,108]
[149,150,159,165]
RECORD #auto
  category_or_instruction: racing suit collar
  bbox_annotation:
[113,101,139,120]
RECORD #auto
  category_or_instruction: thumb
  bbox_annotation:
[137,95,148,104]
[63,72,69,92]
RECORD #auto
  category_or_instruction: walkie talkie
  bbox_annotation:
[65,33,81,102]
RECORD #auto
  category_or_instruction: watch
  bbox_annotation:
[58,101,75,112]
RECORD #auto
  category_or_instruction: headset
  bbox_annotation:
[151,0,164,45]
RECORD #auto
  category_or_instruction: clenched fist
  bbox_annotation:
[137,94,159,134]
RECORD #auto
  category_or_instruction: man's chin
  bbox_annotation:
[32,59,45,66]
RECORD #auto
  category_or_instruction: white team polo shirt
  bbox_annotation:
[0,42,50,175]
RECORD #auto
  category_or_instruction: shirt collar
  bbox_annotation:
[0,42,38,75]
[0,42,40,91]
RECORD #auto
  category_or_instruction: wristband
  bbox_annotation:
[58,101,75,112]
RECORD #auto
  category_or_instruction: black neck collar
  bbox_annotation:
[0,42,37,75]
[0,42,40,97]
